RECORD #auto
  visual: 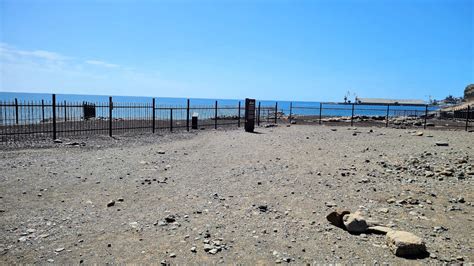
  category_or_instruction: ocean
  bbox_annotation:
[0,91,436,125]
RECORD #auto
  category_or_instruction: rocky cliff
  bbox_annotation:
[465,84,474,102]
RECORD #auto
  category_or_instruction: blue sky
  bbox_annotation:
[0,0,472,102]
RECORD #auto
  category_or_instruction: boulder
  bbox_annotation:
[343,211,368,233]
[326,209,350,228]
[386,230,427,258]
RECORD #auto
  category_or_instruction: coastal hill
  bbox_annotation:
[465,84,474,102]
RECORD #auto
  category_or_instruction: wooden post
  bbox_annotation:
[386,104,390,127]
[186,99,190,131]
[109,97,113,137]
[289,102,292,124]
[152,98,155,133]
[170,108,173,132]
[274,102,278,124]
[423,105,428,129]
[466,105,470,131]
[319,102,322,125]
[52,94,57,140]
[238,101,241,127]
[15,98,19,125]
[257,102,261,126]
[214,100,218,129]
[351,103,355,127]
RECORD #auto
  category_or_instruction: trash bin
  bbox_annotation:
[192,112,199,129]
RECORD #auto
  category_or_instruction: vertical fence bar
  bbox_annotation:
[466,105,470,131]
[15,98,19,125]
[214,100,218,129]
[386,104,390,127]
[64,100,67,122]
[152,98,155,133]
[186,99,190,132]
[170,108,173,132]
[109,96,113,137]
[289,102,292,124]
[319,102,322,125]
[351,103,355,127]
[238,101,241,127]
[52,94,57,140]
[274,102,278,124]
[423,105,428,129]
[257,102,261,126]
[41,100,45,122]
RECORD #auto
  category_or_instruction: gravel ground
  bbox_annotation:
[0,125,473,264]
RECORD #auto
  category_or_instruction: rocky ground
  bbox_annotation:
[0,125,473,264]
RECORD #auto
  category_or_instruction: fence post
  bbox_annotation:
[351,103,355,127]
[319,102,322,125]
[214,100,218,129]
[257,102,261,126]
[109,96,113,137]
[170,108,173,132]
[186,99,190,132]
[466,105,470,131]
[41,100,45,122]
[423,105,428,129]
[15,98,19,125]
[274,102,278,124]
[152,98,155,133]
[52,94,57,140]
[386,104,390,127]
[289,102,292,124]
[64,100,67,122]
[238,101,241,127]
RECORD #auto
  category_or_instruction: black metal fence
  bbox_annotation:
[0,94,472,143]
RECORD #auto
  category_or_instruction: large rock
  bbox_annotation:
[386,230,427,257]
[343,211,368,233]
[326,209,350,228]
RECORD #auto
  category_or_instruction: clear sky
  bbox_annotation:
[0,0,472,102]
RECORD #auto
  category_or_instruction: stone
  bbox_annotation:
[157,150,166,154]
[55,247,65,252]
[386,231,427,258]
[326,209,350,228]
[343,211,368,233]
[190,246,197,253]
[53,139,62,143]
[378,208,389,213]
[107,200,115,207]
[435,142,449,146]
[415,131,423,136]
[164,214,176,223]
[368,226,394,234]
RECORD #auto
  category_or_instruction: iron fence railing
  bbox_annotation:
[0,94,472,143]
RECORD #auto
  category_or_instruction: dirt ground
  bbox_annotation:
[0,124,473,264]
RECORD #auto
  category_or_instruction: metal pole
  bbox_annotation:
[351,103,355,127]
[214,100,218,129]
[186,99,190,132]
[423,105,428,129]
[319,102,322,125]
[170,108,173,132]
[64,100,67,122]
[274,102,278,124]
[238,101,241,127]
[152,98,155,133]
[386,104,390,127]
[109,96,113,137]
[15,98,19,125]
[41,100,45,122]
[289,102,292,124]
[52,94,57,140]
[466,105,470,131]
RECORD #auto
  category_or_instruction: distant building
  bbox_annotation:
[355,98,426,105]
